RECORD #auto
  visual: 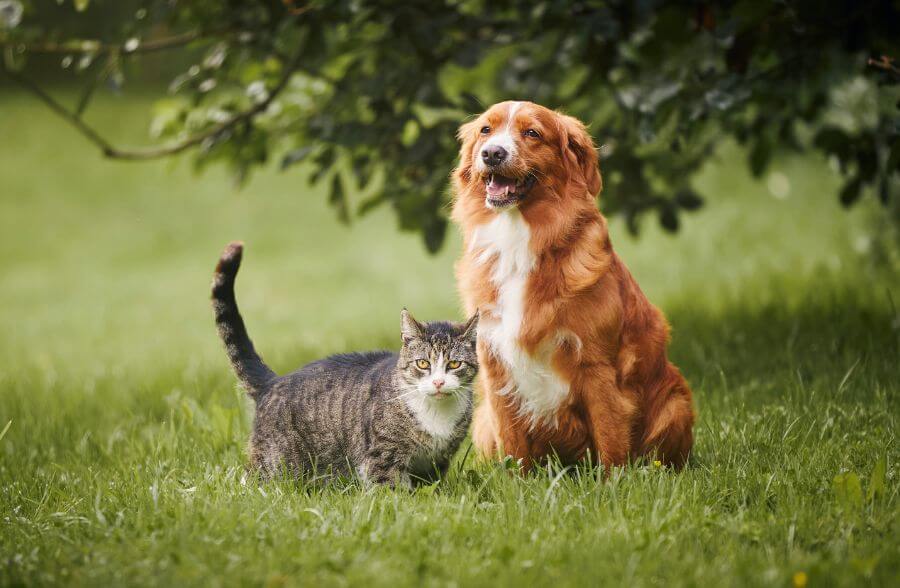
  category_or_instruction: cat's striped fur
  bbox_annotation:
[212,242,478,486]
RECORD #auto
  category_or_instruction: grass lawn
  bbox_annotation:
[1,90,898,587]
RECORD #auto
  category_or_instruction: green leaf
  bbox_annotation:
[867,455,887,502]
[813,127,851,167]
[329,174,349,225]
[149,98,186,139]
[749,138,772,177]
[73,0,90,12]
[659,204,680,232]
[674,189,703,211]
[878,176,890,205]
[281,146,314,170]
[352,155,374,190]
[309,148,335,185]
[856,145,878,181]
[422,216,447,254]
[833,471,863,510]
[839,176,862,208]
[357,191,385,217]
[887,137,900,173]
[401,119,420,147]
[3,45,25,72]
[625,210,641,236]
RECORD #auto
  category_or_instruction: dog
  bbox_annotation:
[451,101,694,471]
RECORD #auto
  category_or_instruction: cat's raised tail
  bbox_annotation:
[211,242,277,399]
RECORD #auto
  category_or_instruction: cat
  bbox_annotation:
[211,242,479,486]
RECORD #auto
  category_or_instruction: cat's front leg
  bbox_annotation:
[359,450,412,489]
[413,458,450,485]
[365,466,412,489]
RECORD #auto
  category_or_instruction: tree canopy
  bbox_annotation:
[2,0,898,251]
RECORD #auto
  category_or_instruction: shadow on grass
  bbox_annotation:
[666,282,898,403]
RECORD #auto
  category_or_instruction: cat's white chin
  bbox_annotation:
[405,389,470,439]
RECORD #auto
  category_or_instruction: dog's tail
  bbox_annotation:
[211,242,276,399]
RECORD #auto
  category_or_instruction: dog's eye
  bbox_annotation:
[446,360,461,370]
[480,126,491,134]
[523,129,541,138]
[415,359,431,370]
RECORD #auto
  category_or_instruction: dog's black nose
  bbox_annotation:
[481,145,508,167]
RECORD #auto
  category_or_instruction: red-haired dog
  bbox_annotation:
[452,101,694,471]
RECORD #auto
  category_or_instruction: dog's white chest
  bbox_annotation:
[471,212,570,425]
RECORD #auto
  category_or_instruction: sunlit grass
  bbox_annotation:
[1,91,897,586]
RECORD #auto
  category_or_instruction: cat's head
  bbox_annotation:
[397,309,479,401]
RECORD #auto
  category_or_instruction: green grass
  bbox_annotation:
[1,90,898,587]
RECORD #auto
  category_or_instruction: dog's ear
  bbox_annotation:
[558,113,602,197]
[454,117,482,186]
[456,117,482,145]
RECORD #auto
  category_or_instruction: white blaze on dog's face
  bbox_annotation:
[475,101,524,175]
[456,100,602,211]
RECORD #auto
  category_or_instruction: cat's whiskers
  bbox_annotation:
[390,382,475,404]
[387,386,421,403]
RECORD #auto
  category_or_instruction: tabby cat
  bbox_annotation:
[211,242,478,486]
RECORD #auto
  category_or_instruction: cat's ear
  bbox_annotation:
[400,308,425,344]
[459,310,479,346]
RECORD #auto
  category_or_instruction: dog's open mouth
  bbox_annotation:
[484,173,536,208]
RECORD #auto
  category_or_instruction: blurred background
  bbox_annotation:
[0,0,896,374]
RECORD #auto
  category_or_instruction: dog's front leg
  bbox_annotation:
[474,345,535,471]
[580,365,638,472]
[480,376,534,473]
[489,390,536,473]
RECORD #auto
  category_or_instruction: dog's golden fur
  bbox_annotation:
[452,101,694,470]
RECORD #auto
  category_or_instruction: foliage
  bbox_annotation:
[2,0,899,251]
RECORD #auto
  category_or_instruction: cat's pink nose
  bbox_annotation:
[432,379,445,390]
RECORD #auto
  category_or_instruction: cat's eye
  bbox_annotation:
[415,359,431,370]
[446,360,462,370]
[480,126,491,134]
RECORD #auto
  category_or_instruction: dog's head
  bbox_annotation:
[454,101,601,211]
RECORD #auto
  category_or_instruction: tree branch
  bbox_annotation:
[281,0,314,16]
[0,30,211,56]
[868,55,900,79]
[1,50,304,161]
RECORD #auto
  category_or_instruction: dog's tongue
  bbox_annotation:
[486,174,516,197]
